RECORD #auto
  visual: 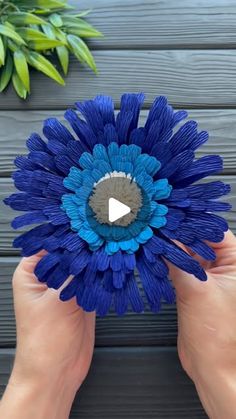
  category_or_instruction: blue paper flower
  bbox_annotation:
[5,94,231,316]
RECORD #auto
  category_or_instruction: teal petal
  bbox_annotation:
[119,239,133,251]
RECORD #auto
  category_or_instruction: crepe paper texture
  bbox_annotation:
[5,94,231,316]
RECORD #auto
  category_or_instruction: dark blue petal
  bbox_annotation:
[158,149,194,179]
[126,272,144,313]
[29,151,57,172]
[103,123,118,145]
[69,249,90,275]
[116,111,134,145]
[35,252,61,282]
[169,121,198,156]
[188,240,216,261]
[160,238,207,281]
[173,155,223,187]
[114,287,128,316]
[64,109,97,149]
[60,276,79,301]
[120,93,145,132]
[94,95,115,125]
[14,156,39,171]
[12,211,47,229]
[145,96,168,132]
[26,133,47,152]
[185,181,231,199]
[76,100,104,133]
[43,118,75,144]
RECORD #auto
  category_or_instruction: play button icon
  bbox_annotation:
[108,197,131,223]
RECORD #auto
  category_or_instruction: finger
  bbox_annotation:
[206,229,236,250]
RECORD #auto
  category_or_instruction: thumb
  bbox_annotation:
[166,230,236,300]
[13,251,48,293]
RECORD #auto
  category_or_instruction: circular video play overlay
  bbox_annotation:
[86,175,151,242]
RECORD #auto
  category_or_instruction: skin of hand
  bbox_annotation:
[167,230,236,419]
[0,251,96,419]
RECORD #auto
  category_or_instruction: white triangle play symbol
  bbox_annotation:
[108,197,131,223]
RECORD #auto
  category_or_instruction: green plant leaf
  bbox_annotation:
[28,38,64,50]
[26,50,65,85]
[41,23,55,39]
[0,36,5,66]
[0,53,13,92]
[18,27,62,41]
[74,10,92,18]
[0,24,26,45]
[56,44,68,74]
[67,34,97,73]
[49,13,63,27]
[12,70,28,99]
[7,12,46,25]
[66,22,103,38]
[15,0,68,10]
[13,50,30,91]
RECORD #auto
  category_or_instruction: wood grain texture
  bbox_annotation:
[1,109,236,176]
[0,257,178,347]
[0,176,235,256]
[73,0,236,49]
[2,50,236,109]
[0,348,207,418]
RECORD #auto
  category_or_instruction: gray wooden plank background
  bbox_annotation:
[1,0,236,418]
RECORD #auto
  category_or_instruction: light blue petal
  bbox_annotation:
[149,216,167,229]
[107,142,119,159]
[93,144,109,162]
[120,144,141,162]
[136,226,153,243]
[153,184,172,200]
[135,154,161,176]
[71,219,84,231]
[119,239,133,251]
[79,152,94,169]
[91,168,104,182]
[79,226,101,245]
[75,186,91,200]
[93,159,111,175]
[105,241,120,254]
[153,204,168,216]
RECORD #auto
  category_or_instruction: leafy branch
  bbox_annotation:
[0,0,102,98]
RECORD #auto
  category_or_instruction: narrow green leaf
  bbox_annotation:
[0,53,13,92]
[67,25,103,38]
[18,27,60,41]
[16,0,67,9]
[49,13,63,27]
[28,38,64,50]
[74,10,92,18]
[12,70,28,99]
[26,51,65,85]
[0,24,26,45]
[56,44,69,74]
[7,12,46,25]
[13,50,30,91]
[41,23,55,39]
[0,36,5,66]
[67,34,97,73]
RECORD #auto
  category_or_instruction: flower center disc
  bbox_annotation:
[88,176,142,226]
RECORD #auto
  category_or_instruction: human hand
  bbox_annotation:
[0,252,95,419]
[168,230,236,419]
